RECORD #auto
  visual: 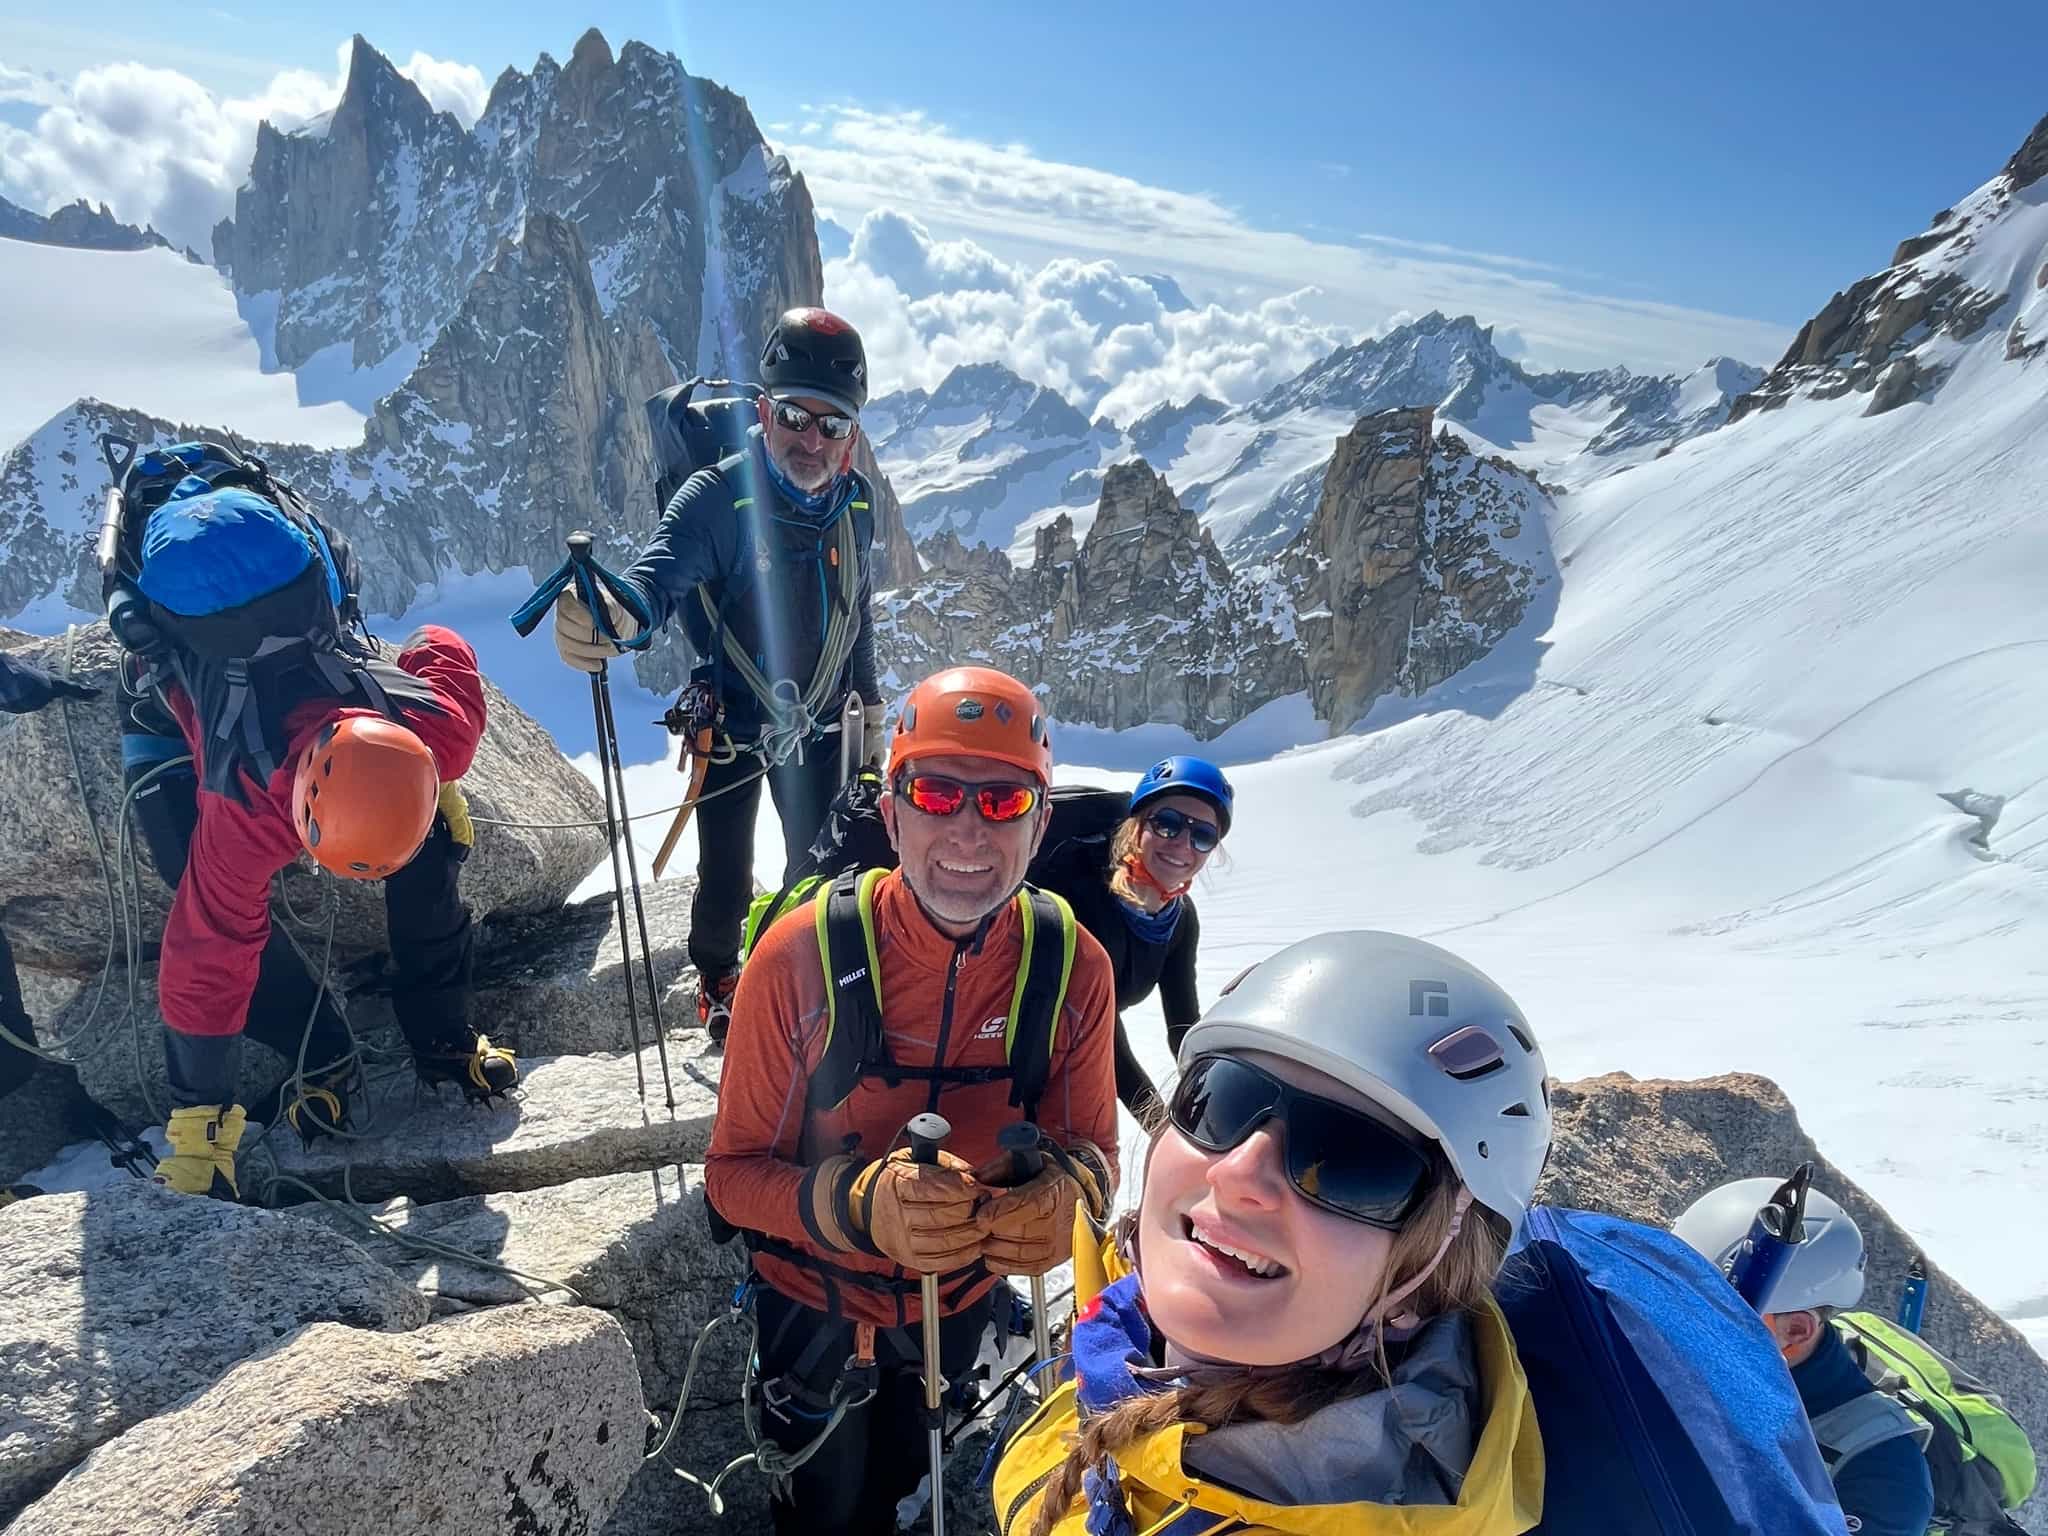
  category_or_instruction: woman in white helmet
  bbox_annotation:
[1673,1180,1935,1536]
[993,930,1552,1536]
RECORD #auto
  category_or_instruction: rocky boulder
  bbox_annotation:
[0,1182,429,1523]
[8,1306,643,1536]
[1540,1071,2048,1526]
[0,624,604,980]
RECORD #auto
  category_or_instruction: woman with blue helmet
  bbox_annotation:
[1032,755,1233,1120]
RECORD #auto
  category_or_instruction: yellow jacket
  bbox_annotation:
[991,1217,1544,1536]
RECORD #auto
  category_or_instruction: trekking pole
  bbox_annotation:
[1898,1254,1929,1333]
[568,533,678,1113]
[908,1111,953,1536]
[997,1122,1055,1370]
[510,533,674,1110]
[1726,1163,1813,1312]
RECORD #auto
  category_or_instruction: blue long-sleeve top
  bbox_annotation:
[1796,1322,1936,1536]
[620,433,879,744]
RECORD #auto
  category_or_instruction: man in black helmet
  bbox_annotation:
[554,307,885,1039]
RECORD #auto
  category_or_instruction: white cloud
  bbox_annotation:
[787,107,1790,376]
[0,41,485,259]
[393,51,489,125]
[826,210,1352,425]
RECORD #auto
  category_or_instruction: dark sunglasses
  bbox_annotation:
[896,772,1041,824]
[1167,1054,1432,1229]
[771,399,857,441]
[1144,805,1222,853]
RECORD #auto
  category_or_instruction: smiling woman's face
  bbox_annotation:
[1137,1051,1402,1367]
[1133,792,1221,890]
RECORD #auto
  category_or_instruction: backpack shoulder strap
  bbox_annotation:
[1810,1389,1932,1470]
[807,867,889,1112]
[1004,884,1078,1120]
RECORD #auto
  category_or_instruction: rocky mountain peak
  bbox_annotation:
[1,195,177,255]
[332,34,437,140]
[2002,109,2048,191]
[918,529,1011,577]
[214,33,819,388]
[1731,108,2048,423]
[569,26,616,73]
[1287,407,1556,729]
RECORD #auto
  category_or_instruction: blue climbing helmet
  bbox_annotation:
[1129,755,1233,834]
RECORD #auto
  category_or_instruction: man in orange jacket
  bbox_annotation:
[706,664,1120,1536]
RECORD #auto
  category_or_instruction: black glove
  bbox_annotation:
[0,655,100,715]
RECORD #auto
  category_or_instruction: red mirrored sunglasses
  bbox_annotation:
[896,773,1040,823]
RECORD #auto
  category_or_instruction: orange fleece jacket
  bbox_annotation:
[706,868,1120,1326]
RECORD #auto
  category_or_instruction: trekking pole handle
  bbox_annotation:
[998,1121,1044,1178]
[908,1113,951,1166]
[567,531,595,565]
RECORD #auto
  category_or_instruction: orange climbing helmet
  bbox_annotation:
[291,716,440,879]
[888,666,1053,785]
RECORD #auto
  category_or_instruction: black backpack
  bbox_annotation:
[645,378,763,513]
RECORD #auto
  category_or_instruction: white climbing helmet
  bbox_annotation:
[1672,1178,1868,1314]
[1178,930,1553,1239]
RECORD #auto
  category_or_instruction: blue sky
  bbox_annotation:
[6,2,2047,376]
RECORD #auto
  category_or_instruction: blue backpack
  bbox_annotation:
[1498,1206,1848,1535]
[101,436,436,800]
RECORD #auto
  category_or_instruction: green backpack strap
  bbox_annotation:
[806,868,888,1113]
[743,873,826,962]
[1004,884,1078,1121]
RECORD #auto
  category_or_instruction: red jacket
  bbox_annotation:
[706,868,1121,1326]
[157,626,486,1039]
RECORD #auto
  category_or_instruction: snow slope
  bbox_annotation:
[1148,309,2048,1339]
[0,239,366,454]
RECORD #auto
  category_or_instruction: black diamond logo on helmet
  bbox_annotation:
[992,699,1013,724]
[956,698,984,721]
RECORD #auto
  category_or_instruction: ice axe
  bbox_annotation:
[997,1121,1055,1370]
[510,532,675,1111]
[1725,1162,1813,1312]
[907,1111,953,1536]
[1898,1254,1929,1333]
[650,682,721,881]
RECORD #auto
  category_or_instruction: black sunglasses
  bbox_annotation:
[771,399,857,441]
[1167,1054,1432,1229]
[1145,805,1222,853]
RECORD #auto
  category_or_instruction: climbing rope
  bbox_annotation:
[467,760,769,831]
[645,1280,878,1516]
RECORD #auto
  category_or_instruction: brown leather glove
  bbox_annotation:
[972,1159,1080,1276]
[804,1147,983,1272]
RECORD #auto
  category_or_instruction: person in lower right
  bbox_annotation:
[1674,1179,1936,1536]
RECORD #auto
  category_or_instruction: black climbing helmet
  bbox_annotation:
[761,307,868,416]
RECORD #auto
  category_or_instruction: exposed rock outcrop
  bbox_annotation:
[8,1305,643,1536]
[1286,408,1556,730]
[875,416,1554,739]
[0,1183,429,1523]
